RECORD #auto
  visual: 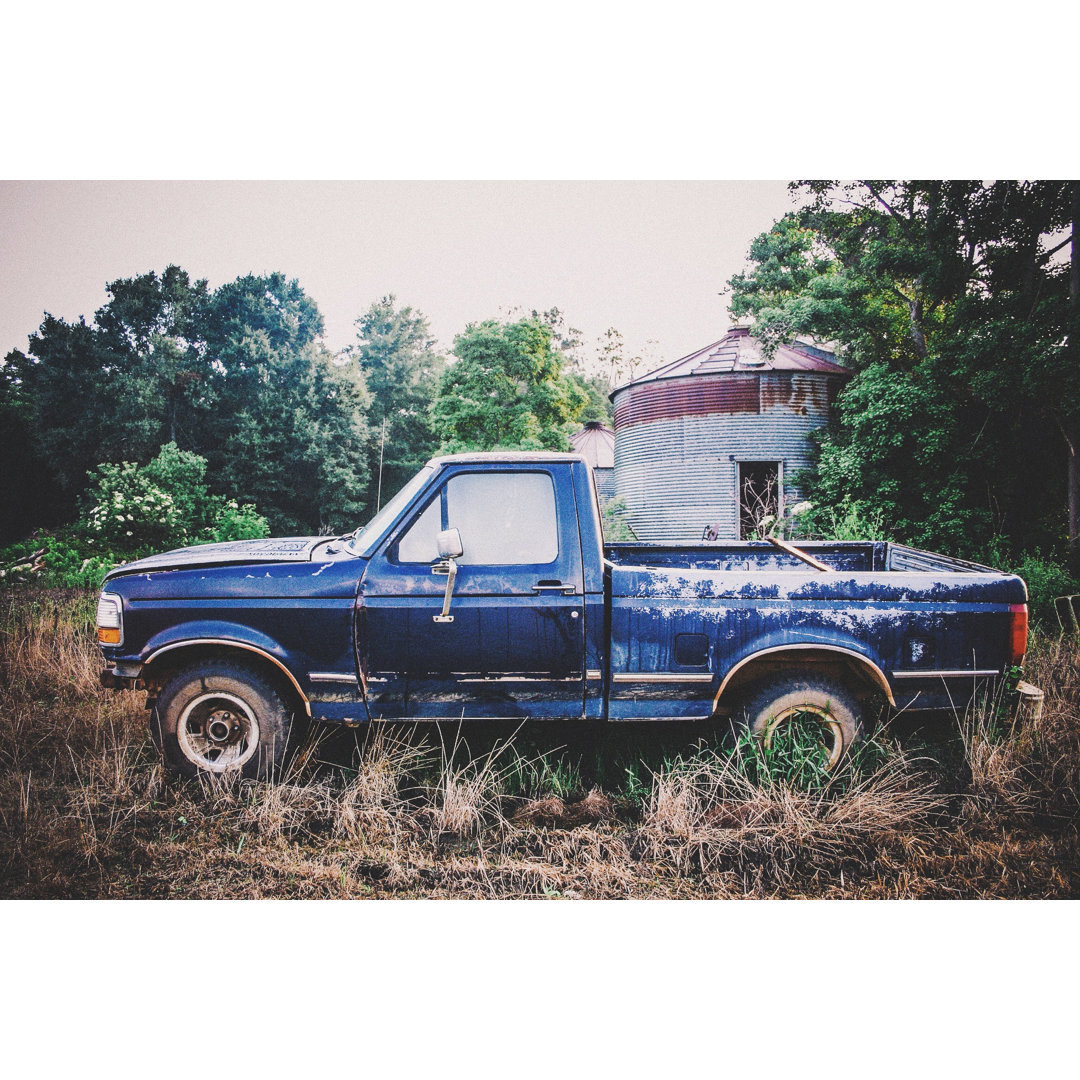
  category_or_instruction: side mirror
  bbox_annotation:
[436,528,463,560]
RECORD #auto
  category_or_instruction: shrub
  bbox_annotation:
[80,442,269,554]
[81,460,187,551]
[600,495,637,542]
[790,498,889,541]
[1008,552,1078,630]
[39,535,116,588]
[2,444,271,588]
[208,500,272,543]
[0,533,115,589]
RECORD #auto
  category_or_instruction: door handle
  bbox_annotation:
[532,582,576,594]
[433,558,458,622]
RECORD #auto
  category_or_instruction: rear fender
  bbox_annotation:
[714,642,894,711]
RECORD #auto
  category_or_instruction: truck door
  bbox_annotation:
[358,466,586,719]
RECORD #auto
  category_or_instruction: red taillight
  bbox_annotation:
[1009,603,1028,665]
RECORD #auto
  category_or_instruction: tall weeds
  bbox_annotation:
[2,587,1078,899]
[639,740,947,883]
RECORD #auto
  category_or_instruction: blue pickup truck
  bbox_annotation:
[95,451,1031,779]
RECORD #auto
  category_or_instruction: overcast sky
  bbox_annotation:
[0,180,798,370]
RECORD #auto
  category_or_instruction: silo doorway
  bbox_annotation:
[738,460,782,539]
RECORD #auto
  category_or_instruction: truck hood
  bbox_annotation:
[104,536,331,578]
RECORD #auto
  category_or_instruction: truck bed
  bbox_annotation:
[603,540,1027,719]
[604,541,997,576]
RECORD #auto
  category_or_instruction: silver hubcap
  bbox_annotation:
[176,691,259,772]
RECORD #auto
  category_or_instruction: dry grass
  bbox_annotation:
[635,741,950,889]
[2,587,1079,899]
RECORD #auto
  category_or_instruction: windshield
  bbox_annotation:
[345,466,435,557]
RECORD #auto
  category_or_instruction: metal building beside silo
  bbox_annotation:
[611,326,851,542]
[569,420,615,501]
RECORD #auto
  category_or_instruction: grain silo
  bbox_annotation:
[611,326,851,542]
[569,420,615,501]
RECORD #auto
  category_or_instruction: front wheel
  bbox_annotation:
[150,660,296,780]
[736,674,865,773]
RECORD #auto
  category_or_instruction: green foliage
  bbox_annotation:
[350,295,445,511]
[203,273,370,535]
[728,181,1077,563]
[3,443,272,588]
[3,266,371,539]
[431,317,589,452]
[600,495,637,542]
[80,442,269,554]
[524,307,616,425]
[737,724,891,794]
[82,460,187,551]
[501,750,585,800]
[0,379,56,542]
[566,371,614,425]
[790,498,889,542]
[1007,552,1079,629]
[0,534,116,589]
[207,501,270,543]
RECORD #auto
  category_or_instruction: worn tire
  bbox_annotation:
[736,673,865,771]
[150,660,295,780]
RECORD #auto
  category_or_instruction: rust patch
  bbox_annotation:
[760,373,831,416]
[614,375,759,429]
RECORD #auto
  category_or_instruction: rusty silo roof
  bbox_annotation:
[617,326,851,390]
[569,420,615,469]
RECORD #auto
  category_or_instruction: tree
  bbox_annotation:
[2,266,214,534]
[350,295,444,511]
[3,314,118,530]
[203,273,371,534]
[2,266,372,541]
[0,364,59,541]
[728,181,1077,563]
[528,306,613,424]
[598,325,655,388]
[431,317,588,452]
[94,265,212,454]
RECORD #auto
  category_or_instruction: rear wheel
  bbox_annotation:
[736,674,865,772]
[151,660,295,780]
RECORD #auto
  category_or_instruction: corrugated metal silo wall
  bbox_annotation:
[612,372,833,542]
[593,468,615,502]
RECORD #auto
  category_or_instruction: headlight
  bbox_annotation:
[96,592,124,646]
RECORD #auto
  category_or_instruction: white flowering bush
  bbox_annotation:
[83,463,186,549]
[80,443,269,554]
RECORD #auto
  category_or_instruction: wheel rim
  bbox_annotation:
[176,691,260,773]
[762,704,845,771]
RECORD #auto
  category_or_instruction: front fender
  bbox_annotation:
[138,620,311,712]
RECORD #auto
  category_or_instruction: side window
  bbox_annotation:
[396,471,559,565]
[449,472,558,564]
[396,495,442,563]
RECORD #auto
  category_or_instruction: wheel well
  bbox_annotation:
[714,647,894,712]
[140,643,310,717]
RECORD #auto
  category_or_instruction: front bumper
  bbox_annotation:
[99,661,144,691]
